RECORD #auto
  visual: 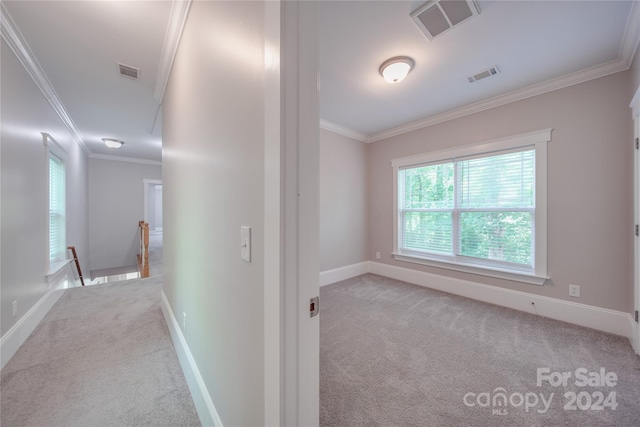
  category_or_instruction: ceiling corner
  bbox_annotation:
[320,120,371,143]
[618,0,640,68]
[153,0,193,104]
[1,3,90,156]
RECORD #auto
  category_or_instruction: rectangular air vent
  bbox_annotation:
[467,66,500,83]
[411,0,480,41]
[118,63,139,80]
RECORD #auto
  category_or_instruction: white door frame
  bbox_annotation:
[264,1,320,426]
[143,179,162,227]
[630,89,640,355]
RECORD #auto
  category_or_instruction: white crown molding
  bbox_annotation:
[368,58,628,143]
[90,153,162,166]
[0,4,90,156]
[154,0,193,104]
[619,0,640,67]
[324,57,628,144]
[319,119,369,142]
[327,3,640,144]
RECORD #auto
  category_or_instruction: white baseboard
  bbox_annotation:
[631,318,640,355]
[368,261,631,338]
[160,292,223,427]
[0,274,69,369]
[319,261,369,287]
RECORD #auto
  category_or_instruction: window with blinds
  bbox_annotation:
[399,148,534,269]
[49,153,66,262]
[392,129,551,284]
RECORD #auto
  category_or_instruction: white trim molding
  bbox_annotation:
[319,120,369,143]
[143,179,163,225]
[154,0,193,104]
[391,129,551,284]
[629,84,640,356]
[89,153,162,166]
[0,274,71,369]
[320,2,640,145]
[160,292,223,427]
[367,61,628,143]
[320,261,369,286]
[321,59,629,144]
[1,4,90,156]
[320,261,632,340]
[369,261,632,338]
[619,0,640,67]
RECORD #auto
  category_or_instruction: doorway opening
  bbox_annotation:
[144,179,163,232]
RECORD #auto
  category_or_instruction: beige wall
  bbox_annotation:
[162,1,266,425]
[320,129,368,271]
[368,71,633,313]
[1,39,89,336]
[88,158,161,272]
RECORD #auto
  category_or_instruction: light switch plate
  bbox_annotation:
[241,226,251,262]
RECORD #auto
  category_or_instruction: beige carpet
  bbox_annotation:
[320,274,640,426]
[0,273,200,426]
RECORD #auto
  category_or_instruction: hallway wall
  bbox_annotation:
[1,39,89,337]
[88,158,161,272]
[162,1,268,425]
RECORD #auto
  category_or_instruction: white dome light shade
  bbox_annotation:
[379,56,415,84]
[102,138,124,148]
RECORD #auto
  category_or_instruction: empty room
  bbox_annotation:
[2,1,640,426]
[319,0,640,425]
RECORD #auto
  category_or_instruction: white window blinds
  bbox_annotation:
[392,128,551,284]
[49,154,66,262]
[398,147,535,270]
[457,149,535,266]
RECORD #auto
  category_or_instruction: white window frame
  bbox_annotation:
[43,132,68,276]
[392,129,552,285]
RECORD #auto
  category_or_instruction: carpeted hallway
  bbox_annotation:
[320,274,640,426]
[0,235,200,426]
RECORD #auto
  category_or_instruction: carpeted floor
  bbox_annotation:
[0,235,200,426]
[320,274,640,427]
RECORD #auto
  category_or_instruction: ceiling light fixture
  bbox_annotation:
[379,56,415,84]
[102,138,124,149]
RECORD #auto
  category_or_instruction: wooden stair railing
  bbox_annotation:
[67,246,85,286]
[137,220,150,278]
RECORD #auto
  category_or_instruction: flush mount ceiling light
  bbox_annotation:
[379,56,415,84]
[102,138,124,149]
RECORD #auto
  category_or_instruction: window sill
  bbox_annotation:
[391,253,548,286]
[47,259,72,284]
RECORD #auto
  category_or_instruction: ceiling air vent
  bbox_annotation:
[467,66,500,83]
[411,0,480,41]
[117,63,139,80]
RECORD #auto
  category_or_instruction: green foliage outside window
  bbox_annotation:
[399,149,535,267]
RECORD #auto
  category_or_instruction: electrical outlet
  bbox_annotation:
[12,300,17,318]
[569,284,580,298]
[375,251,381,259]
[182,312,187,333]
